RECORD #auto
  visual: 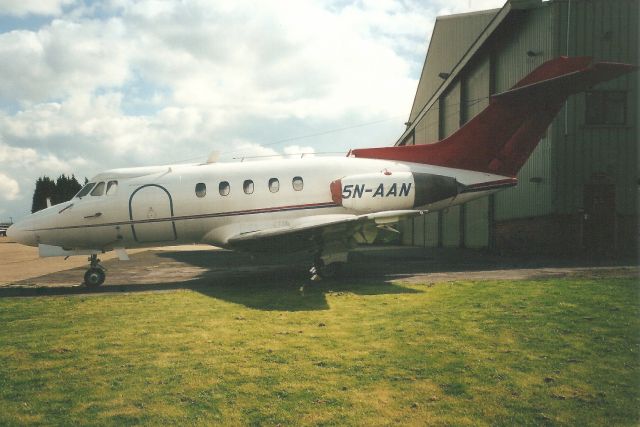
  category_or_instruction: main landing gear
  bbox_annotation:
[310,256,346,281]
[84,254,106,287]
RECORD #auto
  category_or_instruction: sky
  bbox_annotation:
[0,0,506,222]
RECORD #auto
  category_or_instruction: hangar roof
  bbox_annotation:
[398,0,544,146]
[407,9,498,123]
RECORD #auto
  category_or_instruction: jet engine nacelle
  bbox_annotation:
[330,171,460,213]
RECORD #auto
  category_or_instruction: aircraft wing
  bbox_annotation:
[225,210,423,254]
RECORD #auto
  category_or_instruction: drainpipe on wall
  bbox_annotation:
[564,0,572,136]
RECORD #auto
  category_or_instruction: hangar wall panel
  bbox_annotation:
[401,0,637,254]
[440,81,461,139]
[406,214,439,247]
[552,0,639,216]
[494,136,554,221]
[423,213,439,247]
[461,55,491,123]
[413,106,440,145]
[493,7,555,93]
[464,197,489,248]
[400,218,413,246]
[492,5,556,221]
[442,206,461,247]
[412,213,426,246]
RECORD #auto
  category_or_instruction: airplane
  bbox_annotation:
[7,56,636,287]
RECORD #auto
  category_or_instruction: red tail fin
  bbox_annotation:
[351,57,637,177]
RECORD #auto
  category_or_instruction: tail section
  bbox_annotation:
[351,57,637,177]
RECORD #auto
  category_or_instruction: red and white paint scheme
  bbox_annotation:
[7,57,636,286]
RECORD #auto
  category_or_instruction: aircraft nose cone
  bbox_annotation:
[6,222,37,247]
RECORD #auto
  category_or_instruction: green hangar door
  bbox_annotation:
[129,185,177,243]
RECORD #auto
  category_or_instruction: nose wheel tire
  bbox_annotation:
[84,267,106,287]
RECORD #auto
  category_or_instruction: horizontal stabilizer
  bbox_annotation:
[493,60,638,104]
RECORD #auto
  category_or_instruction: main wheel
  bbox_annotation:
[84,267,106,287]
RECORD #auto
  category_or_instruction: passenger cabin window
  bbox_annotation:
[292,176,303,191]
[75,183,95,198]
[106,180,118,196]
[243,180,254,194]
[219,181,230,196]
[195,183,206,198]
[269,178,279,193]
[90,182,105,196]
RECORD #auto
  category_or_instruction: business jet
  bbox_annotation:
[7,56,636,286]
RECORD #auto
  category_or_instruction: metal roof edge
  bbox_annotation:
[406,19,446,123]
[435,8,502,21]
[395,1,515,146]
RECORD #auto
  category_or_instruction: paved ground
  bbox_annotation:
[0,235,636,298]
[0,236,211,284]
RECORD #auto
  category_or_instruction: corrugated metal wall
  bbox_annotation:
[441,82,461,138]
[464,197,490,248]
[404,10,498,246]
[462,55,491,122]
[413,106,439,145]
[552,0,639,216]
[403,0,637,250]
[442,206,461,246]
[493,5,557,220]
[461,56,492,247]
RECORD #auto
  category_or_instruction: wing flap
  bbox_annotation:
[227,214,359,244]
[224,211,424,253]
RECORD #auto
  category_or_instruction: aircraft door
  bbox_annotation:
[129,185,177,243]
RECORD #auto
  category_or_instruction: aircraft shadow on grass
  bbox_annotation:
[0,249,424,311]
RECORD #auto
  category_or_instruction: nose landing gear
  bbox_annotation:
[84,254,106,287]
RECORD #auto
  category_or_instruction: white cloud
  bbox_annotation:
[0,142,88,176]
[0,172,20,201]
[0,0,75,17]
[0,0,510,219]
[227,141,282,161]
[0,18,130,103]
[0,142,38,163]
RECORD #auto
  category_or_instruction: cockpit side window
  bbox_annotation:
[106,180,118,196]
[75,183,96,198]
[91,182,106,196]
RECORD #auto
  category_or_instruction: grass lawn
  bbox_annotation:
[0,276,638,426]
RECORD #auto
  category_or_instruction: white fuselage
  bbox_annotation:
[8,156,512,252]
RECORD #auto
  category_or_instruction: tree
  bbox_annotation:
[31,174,83,213]
[31,177,56,213]
[53,174,81,205]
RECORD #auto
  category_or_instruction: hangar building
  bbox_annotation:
[398,0,638,257]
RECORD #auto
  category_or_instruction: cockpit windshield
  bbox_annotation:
[90,182,106,196]
[106,180,118,195]
[75,183,96,198]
